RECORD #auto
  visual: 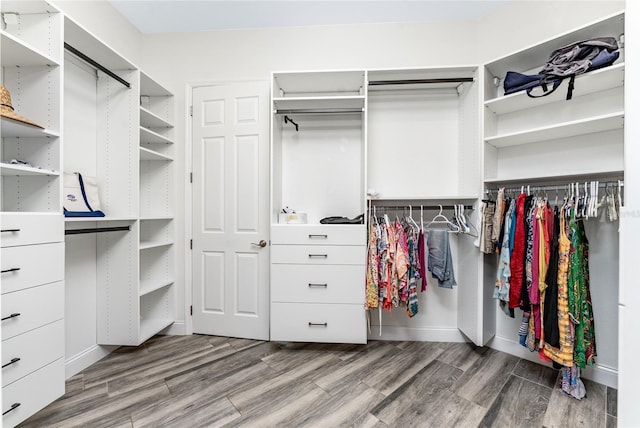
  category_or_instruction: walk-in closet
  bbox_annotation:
[1,0,638,426]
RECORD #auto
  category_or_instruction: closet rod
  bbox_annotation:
[64,43,131,89]
[368,77,474,86]
[275,108,363,115]
[65,226,131,235]
[492,180,623,194]
[370,205,473,211]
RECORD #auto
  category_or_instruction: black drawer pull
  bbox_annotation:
[308,322,328,327]
[308,234,328,239]
[1,267,21,274]
[1,313,21,321]
[0,229,20,233]
[3,403,20,415]
[308,283,328,288]
[2,357,20,368]
[308,254,328,259]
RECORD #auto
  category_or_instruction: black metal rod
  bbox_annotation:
[1,268,21,274]
[275,108,362,115]
[3,403,20,416]
[368,77,474,86]
[1,313,20,321]
[64,43,131,89]
[2,357,20,369]
[65,226,131,235]
[370,205,473,211]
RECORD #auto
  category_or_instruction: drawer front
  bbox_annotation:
[271,264,364,304]
[1,243,64,294]
[271,245,365,265]
[0,213,63,248]
[2,320,64,387]
[2,358,64,428]
[270,302,366,344]
[271,224,365,245]
[1,282,64,340]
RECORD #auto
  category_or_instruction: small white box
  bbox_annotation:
[278,212,307,224]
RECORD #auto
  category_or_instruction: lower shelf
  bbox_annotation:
[140,279,174,297]
[139,318,174,343]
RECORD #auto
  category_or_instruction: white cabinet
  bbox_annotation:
[270,71,367,344]
[1,1,65,425]
[481,11,624,386]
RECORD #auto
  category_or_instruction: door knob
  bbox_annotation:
[251,240,267,248]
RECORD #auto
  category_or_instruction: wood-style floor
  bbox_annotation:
[19,335,617,428]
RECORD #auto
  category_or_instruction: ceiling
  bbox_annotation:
[108,1,512,33]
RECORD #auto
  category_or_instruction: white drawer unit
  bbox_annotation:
[271,264,364,304]
[0,213,64,248]
[271,224,365,245]
[1,281,64,341]
[1,243,64,294]
[2,320,64,387]
[2,358,65,428]
[270,302,367,344]
[270,244,366,265]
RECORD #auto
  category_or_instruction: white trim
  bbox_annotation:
[160,320,187,336]
[65,344,118,379]
[184,82,194,335]
[368,326,467,343]
[488,335,618,389]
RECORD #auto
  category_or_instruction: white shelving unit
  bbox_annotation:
[1,1,65,425]
[481,10,625,387]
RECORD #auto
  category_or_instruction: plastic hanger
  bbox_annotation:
[425,205,460,232]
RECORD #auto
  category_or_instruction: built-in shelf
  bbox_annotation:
[140,147,173,161]
[0,163,59,176]
[139,279,174,297]
[140,71,172,97]
[140,126,173,144]
[139,318,174,343]
[485,63,625,114]
[273,96,365,112]
[369,196,479,202]
[140,216,174,221]
[1,117,58,138]
[0,30,59,67]
[139,241,173,250]
[485,111,624,148]
[484,169,624,186]
[65,217,137,223]
[140,106,173,129]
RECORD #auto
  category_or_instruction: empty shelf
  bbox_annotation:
[140,106,173,129]
[1,30,59,66]
[140,279,174,297]
[139,240,173,250]
[140,147,173,161]
[0,163,59,176]
[140,127,173,144]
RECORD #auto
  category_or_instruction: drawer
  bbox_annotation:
[270,302,366,344]
[271,244,365,265]
[0,213,63,248]
[2,358,64,428]
[1,281,64,340]
[1,243,64,294]
[271,224,365,245]
[2,320,64,387]
[271,264,364,304]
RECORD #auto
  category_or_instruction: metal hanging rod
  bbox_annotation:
[64,43,131,89]
[65,226,131,235]
[489,180,623,195]
[370,204,474,211]
[368,77,474,86]
[275,108,363,115]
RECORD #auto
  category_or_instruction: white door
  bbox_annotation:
[191,82,270,340]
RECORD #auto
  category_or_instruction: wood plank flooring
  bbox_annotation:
[18,335,617,428]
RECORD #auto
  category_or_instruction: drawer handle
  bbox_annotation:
[3,403,20,416]
[2,357,20,368]
[1,267,21,274]
[308,283,328,288]
[1,313,21,321]
[308,254,328,259]
[308,234,328,239]
[308,322,328,327]
[0,229,21,233]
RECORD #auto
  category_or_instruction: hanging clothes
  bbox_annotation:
[426,229,457,288]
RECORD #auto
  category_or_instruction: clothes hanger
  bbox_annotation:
[408,205,419,231]
[425,205,460,232]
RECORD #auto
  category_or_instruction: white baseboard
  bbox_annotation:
[65,344,118,379]
[160,320,186,336]
[488,335,618,389]
[368,326,467,342]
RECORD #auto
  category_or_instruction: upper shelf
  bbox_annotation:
[140,107,173,129]
[485,63,625,114]
[140,127,173,145]
[1,117,59,138]
[485,111,624,148]
[0,163,59,176]
[273,96,365,112]
[1,30,59,67]
[140,71,172,97]
[273,70,365,98]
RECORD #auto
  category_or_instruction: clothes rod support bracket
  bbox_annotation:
[64,43,131,89]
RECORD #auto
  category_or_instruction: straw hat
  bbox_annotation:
[1,85,44,129]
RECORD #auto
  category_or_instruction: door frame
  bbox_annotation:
[184,79,271,336]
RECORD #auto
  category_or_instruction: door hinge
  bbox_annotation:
[190,239,193,250]
[190,105,193,117]
[190,172,193,183]
[190,305,193,316]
